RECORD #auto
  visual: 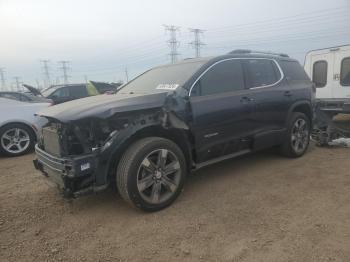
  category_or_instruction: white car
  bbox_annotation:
[0,97,51,157]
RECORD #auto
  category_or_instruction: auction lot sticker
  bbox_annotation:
[156,84,179,90]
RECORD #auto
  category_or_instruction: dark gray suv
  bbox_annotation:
[33,50,315,211]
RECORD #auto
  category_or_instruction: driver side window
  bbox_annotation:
[52,87,69,98]
[191,60,245,96]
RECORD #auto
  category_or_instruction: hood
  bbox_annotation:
[37,92,169,122]
[23,84,42,96]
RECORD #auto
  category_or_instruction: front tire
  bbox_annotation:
[280,112,311,157]
[0,123,35,157]
[116,137,186,212]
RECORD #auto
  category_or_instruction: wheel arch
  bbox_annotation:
[105,125,194,184]
[287,101,313,125]
[0,121,37,141]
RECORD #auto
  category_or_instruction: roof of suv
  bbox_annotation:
[170,50,297,68]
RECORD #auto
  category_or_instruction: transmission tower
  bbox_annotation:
[125,66,129,82]
[13,76,22,91]
[164,25,180,64]
[189,28,205,58]
[0,68,6,90]
[58,61,71,84]
[40,60,51,88]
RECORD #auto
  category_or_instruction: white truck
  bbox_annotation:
[304,44,350,145]
[304,44,350,110]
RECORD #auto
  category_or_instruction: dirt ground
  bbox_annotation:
[0,143,350,262]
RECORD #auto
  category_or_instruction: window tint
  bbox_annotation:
[340,57,350,86]
[312,61,327,88]
[244,59,280,88]
[52,87,69,98]
[279,60,309,81]
[192,60,245,96]
[70,85,88,98]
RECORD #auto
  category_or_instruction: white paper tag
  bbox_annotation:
[156,84,179,90]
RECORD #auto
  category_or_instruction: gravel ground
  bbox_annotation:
[0,143,350,262]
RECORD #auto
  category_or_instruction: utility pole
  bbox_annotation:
[164,25,180,64]
[58,61,71,84]
[189,28,205,58]
[0,68,6,91]
[125,67,129,83]
[84,75,88,84]
[13,76,21,91]
[40,60,51,89]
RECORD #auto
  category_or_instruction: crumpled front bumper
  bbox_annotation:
[33,144,104,198]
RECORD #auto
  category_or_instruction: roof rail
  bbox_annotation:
[229,49,289,57]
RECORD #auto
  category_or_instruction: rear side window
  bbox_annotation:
[340,57,350,86]
[312,61,327,88]
[192,59,245,96]
[279,60,309,81]
[69,85,88,98]
[244,59,281,88]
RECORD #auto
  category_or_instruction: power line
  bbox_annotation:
[0,68,6,91]
[189,28,205,58]
[40,59,51,88]
[58,61,71,84]
[164,25,180,64]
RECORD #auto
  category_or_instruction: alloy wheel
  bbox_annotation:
[1,128,31,154]
[291,119,309,154]
[136,149,181,204]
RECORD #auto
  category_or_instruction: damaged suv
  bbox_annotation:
[34,50,314,211]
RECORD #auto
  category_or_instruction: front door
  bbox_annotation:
[189,59,256,163]
[333,48,350,99]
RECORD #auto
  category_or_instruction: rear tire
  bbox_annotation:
[0,123,35,157]
[280,112,311,157]
[116,137,186,212]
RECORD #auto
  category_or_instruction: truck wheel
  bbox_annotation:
[116,137,186,211]
[0,123,35,157]
[280,112,311,157]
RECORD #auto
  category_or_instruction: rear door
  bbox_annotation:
[310,53,334,99]
[333,47,350,99]
[242,58,288,133]
[189,59,256,163]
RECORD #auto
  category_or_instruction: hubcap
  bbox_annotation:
[1,128,30,154]
[137,149,181,204]
[291,119,309,154]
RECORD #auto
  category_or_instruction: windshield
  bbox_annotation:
[119,61,206,94]
[41,86,59,97]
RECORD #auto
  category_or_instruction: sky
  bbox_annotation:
[0,0,350,90]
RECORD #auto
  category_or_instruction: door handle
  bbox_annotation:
[240,96,254,103]
[284,91,292,97]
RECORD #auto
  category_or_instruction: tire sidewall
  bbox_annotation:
[0,123,35,157]
[125,139,186,211]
